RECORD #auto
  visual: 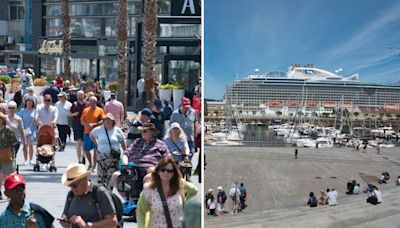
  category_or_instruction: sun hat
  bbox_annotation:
[170,122,181,129]
[208,188,213,193]
[62,163,91,186]
[217,186,223,191]
[181,97,191,108]
[138,122,157,132]
[104,113,116,122]
[4,173,26,190]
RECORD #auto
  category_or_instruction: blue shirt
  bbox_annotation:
[0,202,46,228]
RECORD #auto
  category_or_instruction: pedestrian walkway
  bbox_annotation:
[0,139,200,227]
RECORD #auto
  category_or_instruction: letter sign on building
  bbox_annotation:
[171,0,201,16]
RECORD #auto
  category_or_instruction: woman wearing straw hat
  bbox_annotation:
[59,163,118,228]
[136,157,197,228]
[89,113,126,189]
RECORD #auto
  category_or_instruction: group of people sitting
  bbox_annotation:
[306,188,338,207]
[306,178,387,208]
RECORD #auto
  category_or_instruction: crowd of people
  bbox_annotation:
[205,182,247,216]
[0,65,202,227]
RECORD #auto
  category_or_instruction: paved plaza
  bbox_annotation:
[0,139,200,228]
[205,146,400,227]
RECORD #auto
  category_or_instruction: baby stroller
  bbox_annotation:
[117,162,146,222]
[33,125,57,172]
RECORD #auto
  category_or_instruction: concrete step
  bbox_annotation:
[206,187,400,227]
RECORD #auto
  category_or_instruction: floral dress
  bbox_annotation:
[142,186,183,228]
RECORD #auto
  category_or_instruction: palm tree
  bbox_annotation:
[143,0,158,102]
[117,0,128,108]
[61,0,71,80]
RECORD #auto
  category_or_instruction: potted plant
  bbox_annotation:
[171,79,186,109]
[33,78,47,104]
[104,81,119,101]
[159,83,175,101]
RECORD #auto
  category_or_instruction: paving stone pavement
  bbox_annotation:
[0,138,201,228]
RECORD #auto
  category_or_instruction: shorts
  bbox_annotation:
[0,161,15,175]
[73,123,84,141]
[83,134,97,152]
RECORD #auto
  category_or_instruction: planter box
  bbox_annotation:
[173,89,185,110]
[159,89,172,101]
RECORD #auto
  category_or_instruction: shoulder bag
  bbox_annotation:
[0,147,13,163]
[105,127,121,159]
[157,185,173,228]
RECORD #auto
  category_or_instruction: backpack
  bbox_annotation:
[220,191,227,204]
[66,184,123,225]
[30,203,55,228]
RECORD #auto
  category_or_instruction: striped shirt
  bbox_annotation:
[124,138,170,168]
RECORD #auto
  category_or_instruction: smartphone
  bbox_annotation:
[57,218,70,223]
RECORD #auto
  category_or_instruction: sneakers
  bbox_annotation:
[87,165,92,171]
[24,160,29,166]
[30,160,36,165]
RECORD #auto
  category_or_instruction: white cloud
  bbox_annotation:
[330,3,400,56]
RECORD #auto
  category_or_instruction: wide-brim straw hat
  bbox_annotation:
[62,163,91,186]
[138,123,158,132]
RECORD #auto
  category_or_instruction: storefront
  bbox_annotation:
[32,0,201,108]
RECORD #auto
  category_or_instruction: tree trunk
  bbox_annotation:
[117,0,128,110]
[143,0,158,103]
[61,0,71,80]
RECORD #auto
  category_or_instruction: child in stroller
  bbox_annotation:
[33,125,57,172]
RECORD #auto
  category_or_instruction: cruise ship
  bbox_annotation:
[224,64,400,117]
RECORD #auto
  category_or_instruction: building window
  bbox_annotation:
[9,0,24,20]
[159,24,201,37]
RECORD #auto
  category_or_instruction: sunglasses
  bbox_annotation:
[44,99,51,102]
[160,168,174,173]
[8,107,16,109]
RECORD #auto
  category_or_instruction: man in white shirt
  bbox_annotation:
[229,182,241,214]
[327,188,338,206]
[55,92,72,151]
[37,94,58,126]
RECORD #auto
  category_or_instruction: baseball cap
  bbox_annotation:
[217,186,223,191]
[4,173,26,190]
[141,108,155,119]
[170,122,181,129]
[181,97,191,108]
[57,91,67,97]
[153,99,163,109]
[110,90,116,96]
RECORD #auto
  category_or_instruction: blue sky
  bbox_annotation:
[204,0,400,99]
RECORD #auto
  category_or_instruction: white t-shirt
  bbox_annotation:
[327,191,337,206]
[91,125,124,153]
[55,101,72,125]
[229,186,241,198]
[374,190,382,203]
